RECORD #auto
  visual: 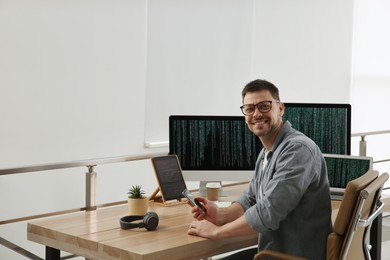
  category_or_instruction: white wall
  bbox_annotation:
[0,0,354,168]
[0,0,150,167]
[145,0,355,145]
[0,1,154,259]
[252,0,354,103]
[1,0,388,259]
[145,0,254,145]
[350,0,390,176]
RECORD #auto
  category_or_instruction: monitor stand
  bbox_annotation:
[198,181,228,197]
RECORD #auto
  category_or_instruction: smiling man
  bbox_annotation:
[187,79,332,259]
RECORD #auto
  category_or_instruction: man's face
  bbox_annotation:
[242,90,284,138]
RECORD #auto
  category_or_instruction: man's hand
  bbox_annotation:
[189,197,219,224]
[188,219,219,239]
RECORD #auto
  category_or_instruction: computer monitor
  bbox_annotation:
[284,103,351,155]
[169,115,259,183]
[169,103,351,182]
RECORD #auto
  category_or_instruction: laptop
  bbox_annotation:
[324,154,373,200]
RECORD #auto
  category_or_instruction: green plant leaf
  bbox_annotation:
[127,185,145,199]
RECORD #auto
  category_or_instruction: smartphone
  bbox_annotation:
[182,189,207,214]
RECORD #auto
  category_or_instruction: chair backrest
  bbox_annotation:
[327,170,389,260]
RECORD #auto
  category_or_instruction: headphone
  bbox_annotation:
[120,211,159,231]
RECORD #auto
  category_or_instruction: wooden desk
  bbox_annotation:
[27,184,381,260]
[28,184,257,260]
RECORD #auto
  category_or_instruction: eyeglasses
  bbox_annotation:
[240,101,279,115]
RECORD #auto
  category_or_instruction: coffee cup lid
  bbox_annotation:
[206,182,221,188]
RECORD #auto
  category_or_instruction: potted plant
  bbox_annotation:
[127,185,148,215]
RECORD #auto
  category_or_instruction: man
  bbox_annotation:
[187,79,332,259]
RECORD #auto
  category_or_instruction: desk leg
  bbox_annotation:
[46,246,60,260]
[370,214,382,260]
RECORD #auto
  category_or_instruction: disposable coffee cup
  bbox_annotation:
[206,182,221,201]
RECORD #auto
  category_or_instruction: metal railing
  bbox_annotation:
[352,130,390,161]
[352,130,390,193]
[0,152,167,259]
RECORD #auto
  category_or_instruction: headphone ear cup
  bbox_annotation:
[143,211,159,231]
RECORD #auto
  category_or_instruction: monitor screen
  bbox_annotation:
[169,115,260,171]
[324,154,373,189]
[283,103,351,155]
[169,103,351,172]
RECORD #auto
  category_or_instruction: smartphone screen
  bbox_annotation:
[182,189,207,214]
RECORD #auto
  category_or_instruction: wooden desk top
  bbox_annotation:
[27,183,344,260]
[27,183,257,260]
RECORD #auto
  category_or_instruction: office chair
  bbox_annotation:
[254,170,389,260]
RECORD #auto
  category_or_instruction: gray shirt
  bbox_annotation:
[235,121,332,259]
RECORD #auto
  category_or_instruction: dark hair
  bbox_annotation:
[241,79,280,102]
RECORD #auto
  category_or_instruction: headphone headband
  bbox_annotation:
[120,211,159,231]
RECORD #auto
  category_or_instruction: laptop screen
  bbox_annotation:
[324,154,373,189]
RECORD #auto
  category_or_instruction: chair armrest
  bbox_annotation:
[358,200,384,228]
[254,250,306,260]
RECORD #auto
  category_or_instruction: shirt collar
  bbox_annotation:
[269,120,292,153]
